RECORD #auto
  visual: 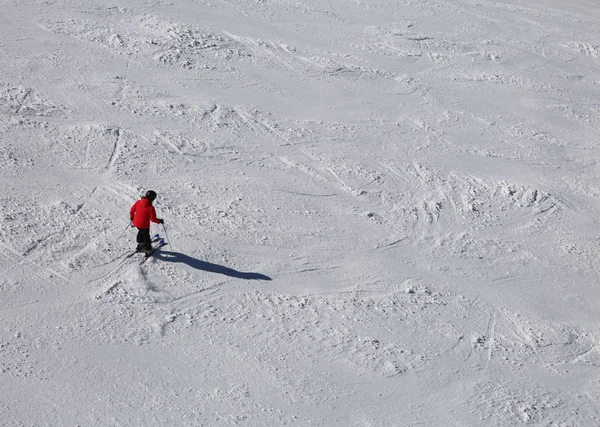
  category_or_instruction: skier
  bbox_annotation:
[129,190,164,254]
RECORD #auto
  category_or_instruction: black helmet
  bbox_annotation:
[144,190,157,201]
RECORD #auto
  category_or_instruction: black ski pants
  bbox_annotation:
[136,228,152,251]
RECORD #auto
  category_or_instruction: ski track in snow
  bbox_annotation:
[2,0,600,425]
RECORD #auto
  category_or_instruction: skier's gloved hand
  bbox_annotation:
[159,219,164,224]
[130,217,134,222]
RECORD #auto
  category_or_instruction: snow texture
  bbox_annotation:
[1,0,600,425]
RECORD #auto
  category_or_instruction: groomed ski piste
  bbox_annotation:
[1,0,600,425]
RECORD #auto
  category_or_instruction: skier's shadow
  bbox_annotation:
[155,251,272,281]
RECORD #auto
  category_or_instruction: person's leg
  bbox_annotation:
[136,229,144,250]
[136,228,151,251]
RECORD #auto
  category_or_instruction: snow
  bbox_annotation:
[1,0,600,425]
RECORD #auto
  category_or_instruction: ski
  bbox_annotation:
[140,240,167,264]
[126,234,162,258]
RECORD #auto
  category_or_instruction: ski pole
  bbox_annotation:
[162,223,172,251]
[114,221,133,242]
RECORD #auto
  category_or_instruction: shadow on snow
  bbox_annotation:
[154,251,272,281]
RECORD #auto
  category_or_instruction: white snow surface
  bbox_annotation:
[1,0,600,425]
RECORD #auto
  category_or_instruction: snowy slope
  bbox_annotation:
[1,0,600,425]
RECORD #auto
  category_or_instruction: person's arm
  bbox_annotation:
[150,206,162,224]
[129,201,138,220]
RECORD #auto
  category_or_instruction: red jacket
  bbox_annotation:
[130,198,161,229]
